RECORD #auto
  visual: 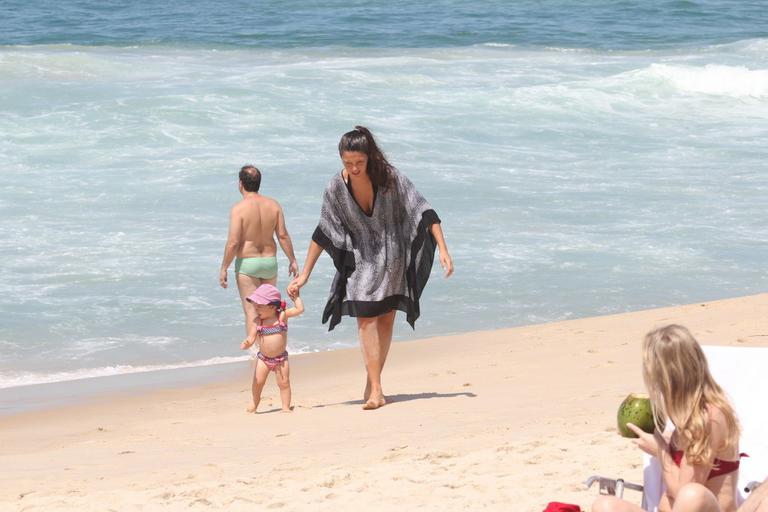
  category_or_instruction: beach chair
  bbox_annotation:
[586,345,768,511]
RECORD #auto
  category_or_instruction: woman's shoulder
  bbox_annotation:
[324,171,345,190]
[387,166,404,182]
[321,172,345,197]
[384,166,409,191]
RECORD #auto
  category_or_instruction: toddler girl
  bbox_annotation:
[241,283,303,413]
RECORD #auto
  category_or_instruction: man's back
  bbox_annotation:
[220,165,298,347]
[233,196,281,258]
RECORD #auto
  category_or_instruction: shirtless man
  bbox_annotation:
[220,165,299,346]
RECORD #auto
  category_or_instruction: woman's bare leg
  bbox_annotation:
[741,479,768,512]
[592,495,644,512]
[671,483,719,512]
[358,310,395,410]
[363,311,396,401]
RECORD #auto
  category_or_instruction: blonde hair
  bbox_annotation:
[642,324,739,465]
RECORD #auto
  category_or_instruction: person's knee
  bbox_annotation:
[253,372,268,387]
[591,495,619,512]
[276,375,290,390]
[358,316,377,328]
[674,483,717,511]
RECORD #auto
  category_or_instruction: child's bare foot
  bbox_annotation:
[241,338,256,350]
[281,406,294,413]
[363,395,386,410]
[246,403,258,413]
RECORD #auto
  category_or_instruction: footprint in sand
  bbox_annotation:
[383,445,409,460]
[321,472,351,488]
[225,497,258,505]
[418,451,456,461]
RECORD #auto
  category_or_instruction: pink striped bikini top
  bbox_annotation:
[256,321,287,336]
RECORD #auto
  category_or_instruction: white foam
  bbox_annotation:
[480,42,516,48]
[640,63,768,97]
[0,357,248,389]
[0,344,327,389]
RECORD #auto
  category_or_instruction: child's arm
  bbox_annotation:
[284,296,304,319]
[241,336,258,350]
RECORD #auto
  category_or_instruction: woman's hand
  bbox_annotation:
[288,260,299,278]
[288,274,308,297]
[287,282,301,301]
[429,224,453,278]
[439,250,454,278]
[219,268,228,288]
[627,423,666,457]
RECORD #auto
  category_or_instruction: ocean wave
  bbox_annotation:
[0,346,324,389]
[701,37,768,54]
[479,42,515,48]
[0,356,225,389]
[638,63,768,98]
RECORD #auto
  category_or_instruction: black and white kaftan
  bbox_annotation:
[312,168,440,330]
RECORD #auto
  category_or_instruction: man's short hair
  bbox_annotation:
[239,165,261,192]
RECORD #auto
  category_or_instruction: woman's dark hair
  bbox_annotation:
[338,126,393,189]
[239,165,261,192]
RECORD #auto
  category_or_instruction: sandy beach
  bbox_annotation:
[2,293,767,512]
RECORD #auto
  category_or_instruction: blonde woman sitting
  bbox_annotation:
[593,324,745,512]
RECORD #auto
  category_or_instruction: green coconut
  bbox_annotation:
[617,393,655,438]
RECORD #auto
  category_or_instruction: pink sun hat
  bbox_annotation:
[246,284,282,306]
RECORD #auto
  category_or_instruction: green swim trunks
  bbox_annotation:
[235,256,278,279]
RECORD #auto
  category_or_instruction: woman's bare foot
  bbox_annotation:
[246,403,258,413]
[281,406,294,413]
[363,394,386,410]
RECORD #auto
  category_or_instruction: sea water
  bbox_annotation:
[1,1,767,392]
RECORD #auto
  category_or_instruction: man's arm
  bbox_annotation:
[219,207,242,288]
[275,205,298,277]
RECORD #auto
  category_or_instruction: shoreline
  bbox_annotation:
[3,293,767,511]
[1,291,759,417]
